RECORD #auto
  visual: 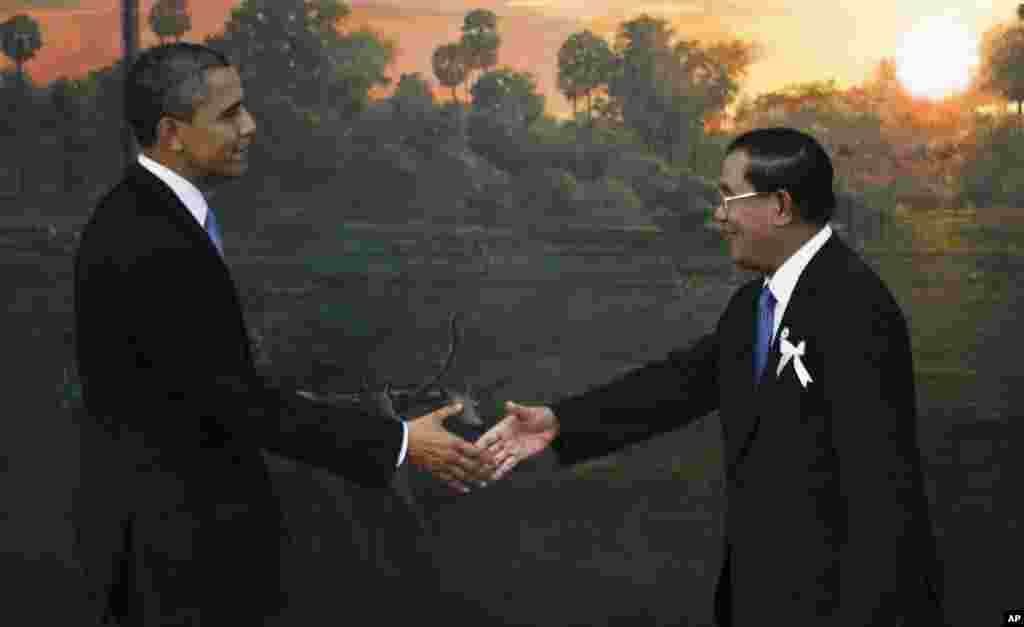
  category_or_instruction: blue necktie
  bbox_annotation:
[754,284,776,384]
[205,206,224,258]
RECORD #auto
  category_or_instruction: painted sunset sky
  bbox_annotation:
[0,1,1016,117]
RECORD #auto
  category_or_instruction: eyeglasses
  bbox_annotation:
[716,190,781,218]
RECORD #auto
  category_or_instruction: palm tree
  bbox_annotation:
[557,30,614,125]
[459,9,499,88]
[123,0,141,167]
[432,43,468,106]
[148,0,192,44]
[1,14,42,85]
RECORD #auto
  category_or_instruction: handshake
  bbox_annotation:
[342,312,562,493]
[405,399,560,493]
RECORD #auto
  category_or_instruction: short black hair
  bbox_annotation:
[726,127,835,225]
[125,42,232,149]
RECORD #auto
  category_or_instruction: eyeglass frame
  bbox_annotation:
[716,189,786,219]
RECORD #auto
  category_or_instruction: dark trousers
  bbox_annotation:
[713,545,732,627]
[91,520,290,626]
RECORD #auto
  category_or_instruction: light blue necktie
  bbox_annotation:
[754,284,776,384]
[205,206,224,258]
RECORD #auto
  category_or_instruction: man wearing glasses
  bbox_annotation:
[479,127,947,626]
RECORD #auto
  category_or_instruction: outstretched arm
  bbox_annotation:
[478,331,721,477]
[115,253,492,490]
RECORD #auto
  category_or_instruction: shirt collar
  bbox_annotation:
[763,223,833,303]
[137,152,210,228]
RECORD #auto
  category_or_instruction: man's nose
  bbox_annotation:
[712,200,727,223]
[240,109,256,137]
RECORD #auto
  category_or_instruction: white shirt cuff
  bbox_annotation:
[397,420,409,467]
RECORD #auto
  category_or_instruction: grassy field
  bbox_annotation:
[865,208,1023,417]
[0,196,1017,625]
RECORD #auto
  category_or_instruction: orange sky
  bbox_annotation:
[0,1,1014,118]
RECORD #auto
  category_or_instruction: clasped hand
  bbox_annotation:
[406,400,560,492]
[475,401,560,481]
[405,401,497,493]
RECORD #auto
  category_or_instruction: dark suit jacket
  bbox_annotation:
[549,233,946,626]
[71,162,404,624]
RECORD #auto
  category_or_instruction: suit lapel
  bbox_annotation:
[720,281,761,471]
[725,234,847,472]
[773,234,848,361]
[125,163,252,364]
[127,163,229,272]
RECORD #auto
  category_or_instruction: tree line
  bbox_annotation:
[5,1,1024,215]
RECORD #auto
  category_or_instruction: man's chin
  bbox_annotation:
[721,240,743,265]
[730,253,756,272]
[204,164,248,182]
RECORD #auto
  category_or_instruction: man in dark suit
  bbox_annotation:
[478,128,947,626]
[72,43,494,625]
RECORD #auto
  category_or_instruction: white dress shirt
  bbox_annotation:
[137,153,409,467]
[762,223,833,345]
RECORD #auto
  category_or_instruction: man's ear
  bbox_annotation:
[157,116,186,153]
[773,190,796,226]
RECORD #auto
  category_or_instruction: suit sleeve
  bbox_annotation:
[119,253,402,489]
[549,330,720,466]
[824,300,932,623]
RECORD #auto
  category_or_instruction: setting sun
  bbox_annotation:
[896,14,979,100]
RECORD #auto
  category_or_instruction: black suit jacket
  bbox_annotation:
[549,233,946,626]
[71,162,404,623]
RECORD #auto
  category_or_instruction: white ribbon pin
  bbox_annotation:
[776,327,813,388]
